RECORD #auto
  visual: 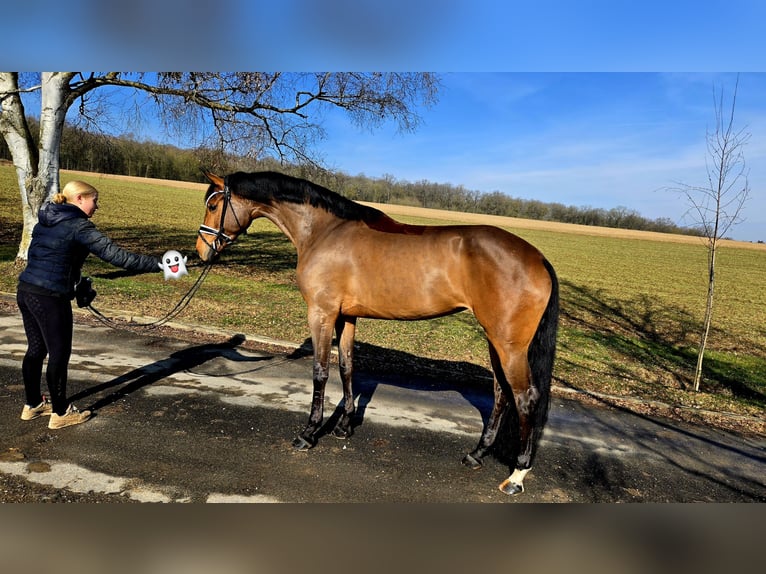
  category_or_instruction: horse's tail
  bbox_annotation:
[493,257,559,466]
[527,258,559,453]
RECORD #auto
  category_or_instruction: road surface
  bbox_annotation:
[0,305,764,502]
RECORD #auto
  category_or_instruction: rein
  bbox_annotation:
[85,263,213,331]
[85,184,238,331]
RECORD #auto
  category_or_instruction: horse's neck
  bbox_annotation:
[263,202,340,254]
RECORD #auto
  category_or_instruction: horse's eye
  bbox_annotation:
[209,203,218,213]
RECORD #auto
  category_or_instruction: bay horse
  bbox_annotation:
[196,171,559,495]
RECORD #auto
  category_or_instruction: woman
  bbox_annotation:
[17,180,162,429]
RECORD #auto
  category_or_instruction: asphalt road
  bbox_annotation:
[0,305,764,502]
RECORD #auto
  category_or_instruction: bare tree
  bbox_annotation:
[0,72,440,260]
[671,76,751,392]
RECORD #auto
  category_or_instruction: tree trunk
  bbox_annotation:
[0,72,74,261]
[694,241,717,391]
[0,73,38,259]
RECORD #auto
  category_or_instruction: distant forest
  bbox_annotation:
[1,118,703,237]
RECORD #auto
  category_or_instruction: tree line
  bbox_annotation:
[0,117,703,237]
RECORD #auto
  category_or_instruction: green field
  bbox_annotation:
[1,166,764,431]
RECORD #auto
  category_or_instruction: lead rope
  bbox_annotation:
[90,180,232,331]
[85,262,214,331]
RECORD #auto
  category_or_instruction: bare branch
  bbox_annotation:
[54,72,438,163]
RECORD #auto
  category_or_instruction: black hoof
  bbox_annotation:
[461,453,483,470]
[331,426,352,439]
[292,436,315,450]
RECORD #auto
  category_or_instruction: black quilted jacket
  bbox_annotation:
[18,201,160,298]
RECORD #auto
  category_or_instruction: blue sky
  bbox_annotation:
[6,1,766,70]
[315,73,765,242]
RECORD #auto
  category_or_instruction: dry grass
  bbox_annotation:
[366,202,766,251]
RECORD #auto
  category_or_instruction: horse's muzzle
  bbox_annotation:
[197,224,235,262]
[195,233,218,263]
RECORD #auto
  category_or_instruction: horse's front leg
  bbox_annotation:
[292,312,335,450]
[331,316,357,439]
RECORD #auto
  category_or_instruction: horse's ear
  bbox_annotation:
[201,169,225,190]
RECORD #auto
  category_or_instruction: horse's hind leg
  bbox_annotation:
[462,389,507,470]
[331,316,357,439]
[467,338,542,495]
[462,343,508,469]
[497,350,543,495]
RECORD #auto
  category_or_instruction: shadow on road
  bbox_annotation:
[555,371,766,501]
[286,337,498,444]
[70,334,270,412]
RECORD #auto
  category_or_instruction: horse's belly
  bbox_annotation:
[342,302,466,320]
[341,283,467,320]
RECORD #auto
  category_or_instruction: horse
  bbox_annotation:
[196,170,559,495]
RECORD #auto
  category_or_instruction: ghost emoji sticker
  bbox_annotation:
[159,250,188,280]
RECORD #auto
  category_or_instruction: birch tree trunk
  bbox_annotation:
[0,72,75,260]
[0,72,37,259]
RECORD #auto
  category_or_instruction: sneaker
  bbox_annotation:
[48,404,92,430]
[20,396,53,420]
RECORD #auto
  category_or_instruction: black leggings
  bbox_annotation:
[16,289,73,416]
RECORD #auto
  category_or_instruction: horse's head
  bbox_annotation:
[196,171,249,262]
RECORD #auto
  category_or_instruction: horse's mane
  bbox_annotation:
[222,171,390,224]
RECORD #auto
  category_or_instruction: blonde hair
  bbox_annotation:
[52,181,98,204]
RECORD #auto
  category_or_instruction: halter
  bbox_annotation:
[198,183,239,256]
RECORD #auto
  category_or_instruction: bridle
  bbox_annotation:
[197,182,241,256]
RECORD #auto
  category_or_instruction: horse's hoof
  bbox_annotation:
[498,478,524,495]
[292,436,314,450]
[461,453,483,470]
[331,426,352,439]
